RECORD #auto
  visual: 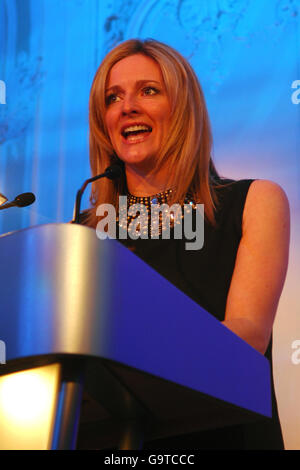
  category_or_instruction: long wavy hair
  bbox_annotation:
[86,38,222,228]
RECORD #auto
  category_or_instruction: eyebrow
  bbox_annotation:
[105,79,161,93]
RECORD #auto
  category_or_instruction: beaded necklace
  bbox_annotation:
[117,188,197,238]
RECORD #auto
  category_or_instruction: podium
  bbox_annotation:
[0,224,272,449]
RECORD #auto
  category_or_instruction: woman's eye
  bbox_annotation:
[143,87,159,96]
[106,93,120,105]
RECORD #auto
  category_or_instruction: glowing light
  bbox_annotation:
[0,193,8,206]
[0,363,61,450]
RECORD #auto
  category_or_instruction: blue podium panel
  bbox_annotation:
[0,224,271,443]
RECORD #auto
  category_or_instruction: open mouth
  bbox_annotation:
[121,124,152,140]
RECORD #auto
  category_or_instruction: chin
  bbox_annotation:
[119,152,155,169]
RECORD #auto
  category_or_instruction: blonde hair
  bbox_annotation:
[86,38,221,227]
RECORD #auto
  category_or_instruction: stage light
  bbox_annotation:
[0,193,8,206]
[0,363,61,450]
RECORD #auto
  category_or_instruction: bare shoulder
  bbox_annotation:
[242,179,290,233]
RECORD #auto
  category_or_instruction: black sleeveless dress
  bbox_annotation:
[115,178,284,450]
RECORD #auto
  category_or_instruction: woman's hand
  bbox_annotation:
[222,180,290,355]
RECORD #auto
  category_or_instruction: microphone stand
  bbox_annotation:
[71,165,122,224]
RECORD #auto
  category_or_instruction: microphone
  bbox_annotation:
[71,164,123,224]
[0,192,36,211]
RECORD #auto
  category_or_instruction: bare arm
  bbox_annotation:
[221,180,290,354]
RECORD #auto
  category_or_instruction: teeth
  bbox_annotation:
[123,125,152,134]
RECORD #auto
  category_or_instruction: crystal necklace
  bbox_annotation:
[117,188,196,238]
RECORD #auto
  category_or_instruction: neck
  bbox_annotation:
[125,164,171,197]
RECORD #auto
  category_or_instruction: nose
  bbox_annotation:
[121,93,140,116]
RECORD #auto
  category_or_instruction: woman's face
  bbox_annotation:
[104,54,171,170]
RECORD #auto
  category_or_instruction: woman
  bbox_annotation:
[81,39,290,449]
